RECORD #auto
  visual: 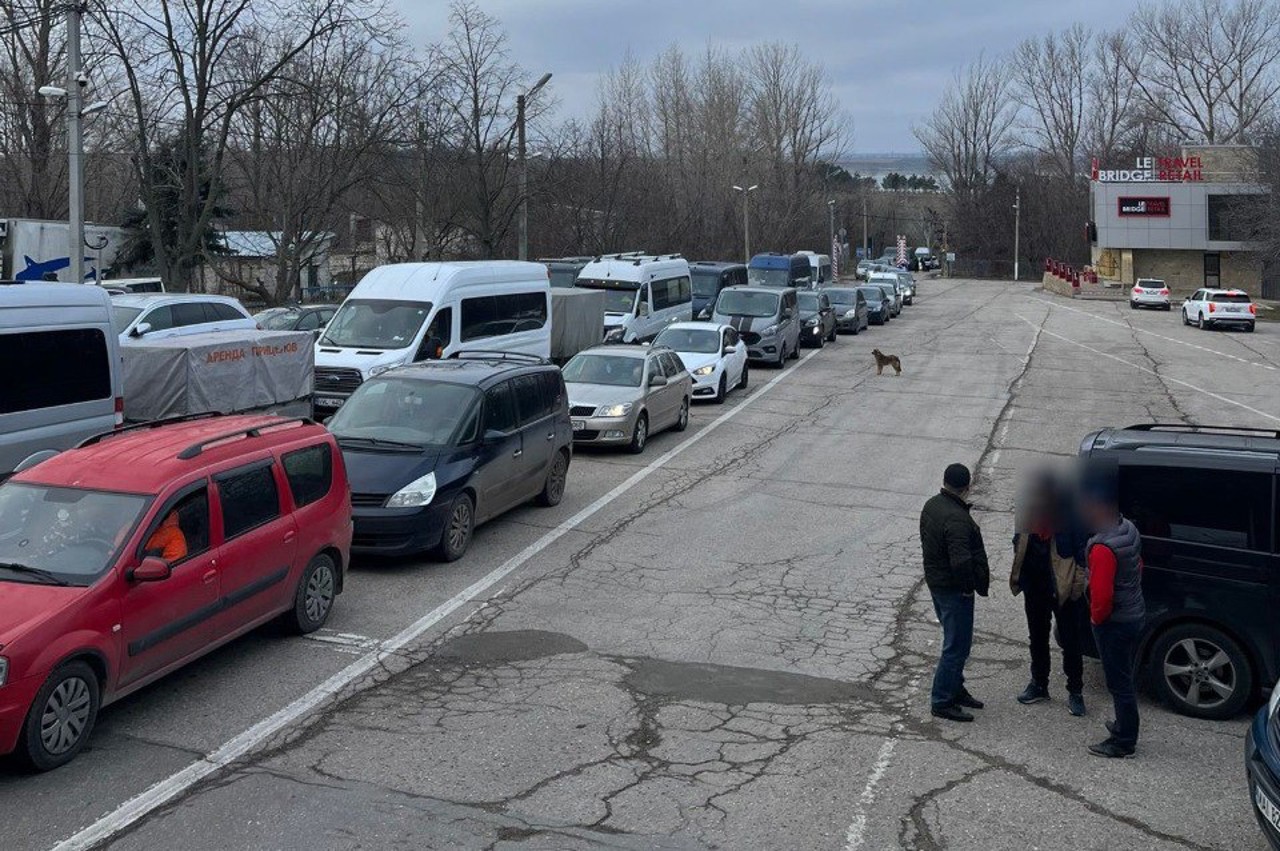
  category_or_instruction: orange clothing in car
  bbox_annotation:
[146,512,188,562]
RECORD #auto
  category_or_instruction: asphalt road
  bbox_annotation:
[3,279,1276,851]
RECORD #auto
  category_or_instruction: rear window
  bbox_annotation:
[1210,292,1251,303]
[283,444,333,507]
[1119,465,1271,552]
[0,328,112,415]
[461,292,548,342]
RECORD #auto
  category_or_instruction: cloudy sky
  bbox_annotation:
[393,0,1138,153]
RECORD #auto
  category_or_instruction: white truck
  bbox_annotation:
[0,218,129,283]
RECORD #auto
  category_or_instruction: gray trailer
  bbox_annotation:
[550,287,606,364]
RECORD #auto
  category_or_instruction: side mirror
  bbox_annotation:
[648,374,668,388]
[722,346,735,356]
[131,322,152,337]
[781,309,793,319]
[130,557,171,583]
[312,328,323,339]
[483,428,510,443]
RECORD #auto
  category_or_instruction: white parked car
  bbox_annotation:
[652,321,748,404]
[1181,288,1256,332]
[1130,278,1171,310]
[111,293,256,344]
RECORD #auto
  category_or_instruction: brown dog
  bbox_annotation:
[872,348,902,376]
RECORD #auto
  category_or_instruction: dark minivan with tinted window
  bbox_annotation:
[1080,423,1280,719]
[690,261,748,320]
[328,353,572,561]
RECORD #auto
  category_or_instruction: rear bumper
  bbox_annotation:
[1247,710,1280,850]
[351,502,454,556]
[1206,315,1254,326]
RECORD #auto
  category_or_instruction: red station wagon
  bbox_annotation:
[0,414,352,770]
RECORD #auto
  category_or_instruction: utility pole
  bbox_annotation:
[517,72,552,261]
[862,196,869,263]
[827,199,835,257]
[67,2,85,283]
[732,184,758,264]
[1012,185,1021,282]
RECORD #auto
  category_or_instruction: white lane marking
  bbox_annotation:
[302,630,379,655]
[50,351,824,851]
[1014,314,1280,425]
[844,675,922,851]
[1032,295,1279,371]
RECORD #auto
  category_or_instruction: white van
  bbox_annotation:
[313,261,551,414]
[574,254,691,343]
[0,282,123,476]
[797,251,833,288]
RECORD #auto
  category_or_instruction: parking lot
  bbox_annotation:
[4,277,1276,851]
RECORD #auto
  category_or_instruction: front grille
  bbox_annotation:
[314,367,363,395]
[740,332,761,345]
[570,405,596,417]
[574,430,601,440]
[350,493,388,508]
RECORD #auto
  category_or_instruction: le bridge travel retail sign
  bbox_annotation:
[1091,155,1205,183]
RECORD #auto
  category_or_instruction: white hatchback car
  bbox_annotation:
[652,321,748,404]
[1130,278,1171,310]
[1181,288,1257,332]
[111,294,256,344]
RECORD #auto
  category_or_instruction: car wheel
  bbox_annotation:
[1163,304,1172,311]
[1148,624,1253,720]
[826,326,837,342]
[20,660,100,771]
[737,361,749,389]
[775,347,786,368]
[814,331,825,349]
[1129,301,1138,310]
[790,344,800,360]
[1181,309,1190,326]
[434,493,474,562]
[714,373,727,404]
[288,553,337,634]
[536,448,569,507]
[1198,313,1207,330]
[628,412,649,454]
[1246,322,1256,333]
[674,397,690,431]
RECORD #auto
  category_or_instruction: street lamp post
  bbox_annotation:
[67,4,84,283]
[732,184,758,265]
[517,72,552,261]
[1012,185,1021,282]
[827,199,836,267]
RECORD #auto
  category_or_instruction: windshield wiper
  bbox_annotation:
[336,435,424,451]
[0,562,71,586]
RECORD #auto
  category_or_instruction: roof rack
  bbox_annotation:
[1125,423,1280,440]
[177,417,313,460]
[451,351,549,365]
[78,412,224,449]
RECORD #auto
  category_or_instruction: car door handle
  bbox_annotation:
[546,432,555,441]
[513,449,523,457]
[202,569,217,585]
[284,530,297,543]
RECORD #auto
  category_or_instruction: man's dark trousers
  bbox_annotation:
[1093,619,1142,748]
[1022,569,1085,694]
[931,591,975,709]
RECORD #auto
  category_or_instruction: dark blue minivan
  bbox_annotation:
[748,253,811,289]
[690,261,748,320]
[327,353,572,561]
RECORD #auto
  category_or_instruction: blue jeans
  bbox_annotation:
[931,591,975,709]
[1092,619,1142,748]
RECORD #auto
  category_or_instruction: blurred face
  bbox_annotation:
[1080,497,1113,532]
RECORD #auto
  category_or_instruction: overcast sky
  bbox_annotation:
[393,0,1138,154]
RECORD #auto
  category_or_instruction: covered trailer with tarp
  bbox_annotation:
[550,287,606,363]
[120,329,314,422]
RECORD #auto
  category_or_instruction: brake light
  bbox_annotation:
[1132,287,1142,293]
[114,396,125,428]
[1159,288,1169,295]
[1208,303,1216,313]
[1250,303,1257,315]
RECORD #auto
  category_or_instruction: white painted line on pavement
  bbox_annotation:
[843,675,922,851]
[1032,296,1279,372]
[1015,314,1280,425]
[50,350,824,851]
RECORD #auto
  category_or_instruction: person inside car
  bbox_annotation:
[144,510,188,563]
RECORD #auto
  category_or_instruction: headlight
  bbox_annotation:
[761,324,779,336]
[1270,682,1280,719]
[691,365,715,377]
[386,471,437,508]
[367,364,394,378]
[697,308,711,320]
[804,317,818,326]
[598,403,633,417]
[0,656,8,687]
[844,309,856,318]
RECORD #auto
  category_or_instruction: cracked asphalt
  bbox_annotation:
[4,279,1277,851]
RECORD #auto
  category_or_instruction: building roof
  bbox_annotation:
[219,230,335,259]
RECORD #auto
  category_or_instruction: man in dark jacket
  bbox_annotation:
[920,463,991,722]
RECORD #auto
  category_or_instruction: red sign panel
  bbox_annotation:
[1118,196,1170,217]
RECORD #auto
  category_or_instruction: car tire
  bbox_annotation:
[1148,624,1253,720]
[790,344,800,360]
[434,493,474,562]
[1182,309,1190,326]
[1163,304,1172,311]
[737,361,749,390]
[1198,313,1208,330]
[814,332,825,349]
[1246,322,1256,333]
[1129,301,1138,310]
[826,326,837,342]
[775,347,786,369]
[535,449,569,507]
[714,373,727,404]
[673,397,690,431]
[628,412,649,454]
[20,660,100,771]
[287,553,338,634]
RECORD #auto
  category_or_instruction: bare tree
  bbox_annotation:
[0,0,66,219]
[1012,25,1090,181]
[915,56,1017,199]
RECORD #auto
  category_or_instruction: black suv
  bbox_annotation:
[1080,423,1280,719]
[327,353,572,561]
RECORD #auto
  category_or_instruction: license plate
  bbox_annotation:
[1258,784,1280,833]
[315,397,345,409]
[572,419,586,431]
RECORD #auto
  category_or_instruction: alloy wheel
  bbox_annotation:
[547,453,567,502]
[1163,637,1236,710]
[40,677,92,756]
[448,500,472,553]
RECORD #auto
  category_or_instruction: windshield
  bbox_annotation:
[827,290,856,305]
[329,378,480,447]
[654,327,719,354]
[257,309,300,330]
[576,280,639,314]
[747,267,792,287]
[321,299,431,350]
[562,353,644,387]
[858,288,884,302]
[797,293,820,312]
[716,290,779,318]
[690,270,723,297]
[112,306,143,331]
[0,483,149,584]
[548,269,579,288]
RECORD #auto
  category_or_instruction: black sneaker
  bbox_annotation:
[1017,682,1050,705]
[931,704,975,723]
[955,689,985,710]
[1067,692,1086,717]
[1088,739,1135,759]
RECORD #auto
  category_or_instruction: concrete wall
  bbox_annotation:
[1126,249,1261,297]
[1092,181,1263,251]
